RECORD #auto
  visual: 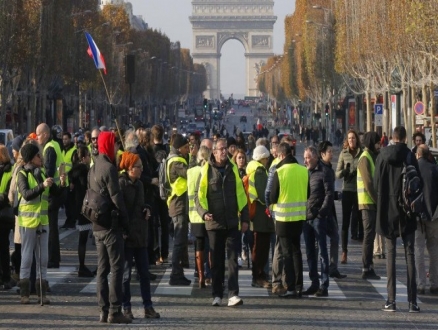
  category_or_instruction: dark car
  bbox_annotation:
[240,115,247,123]
[278,132,297,156]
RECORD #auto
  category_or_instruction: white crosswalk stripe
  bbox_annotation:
[154,269,195,295]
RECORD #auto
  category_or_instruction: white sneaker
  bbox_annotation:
[227,295,243,307]
[238,257,243,267]
[212,297,222,306]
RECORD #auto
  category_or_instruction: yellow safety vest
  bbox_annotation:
[0,169,12,193]
[187,165,203,224]
[43,140,63,184]
[273,163,308,222]
[62,146,77,173]
[18,170,49,228]
[167,156,188,206]
[198,162,247,213]
[269,157,280,169]
[357,150,375,205]
[246,160,266,204]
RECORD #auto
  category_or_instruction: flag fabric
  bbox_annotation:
[84,32,107,74]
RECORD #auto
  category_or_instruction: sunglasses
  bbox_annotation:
[91,137,98,141]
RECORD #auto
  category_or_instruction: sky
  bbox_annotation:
[128,0,295,99]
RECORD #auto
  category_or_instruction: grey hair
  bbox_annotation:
[197,145,212,165]
[256,137,269,149]
[124,130,139,150]
[212,138,227,150]
[304,146,318,159]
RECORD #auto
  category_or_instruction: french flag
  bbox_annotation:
[84,32,107,74]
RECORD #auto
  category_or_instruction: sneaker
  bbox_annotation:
[302,286,319,295]
[144,306,161,318]
[314,288,328,297]
[409,303,420,313]
[169,277,191,286]
[279,290,299,298]
[329,270,347,279]
[382,301,396,312]
[227,295,243,307]
[99,311,109,323]
[212,297,222,306]
[362,269,381,280]
[107,312,133,324]
[272,285,287,295]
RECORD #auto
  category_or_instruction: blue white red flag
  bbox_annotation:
[84,32,107,74]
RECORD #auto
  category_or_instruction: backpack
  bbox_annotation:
[242,174,256,220]
[158,155,174,201]
[399,153,425,218]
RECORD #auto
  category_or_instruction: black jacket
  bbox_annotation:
[306,160,334,220]
[418,157,438,221]
[374,143,420,238]
[68,163,89,225]
[119,172,148,248]
[89,154,129,233]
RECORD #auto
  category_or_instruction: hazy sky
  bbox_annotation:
[128,0,295,98]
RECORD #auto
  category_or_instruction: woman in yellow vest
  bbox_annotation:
[187,145,211,288]
[0,144,14,289]
[17,144,66,305]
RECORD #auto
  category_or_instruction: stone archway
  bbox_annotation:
[190,0,277,100]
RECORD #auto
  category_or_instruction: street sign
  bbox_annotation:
[374,104,383,115]
[414,101,425,115]
[375,114,383,126]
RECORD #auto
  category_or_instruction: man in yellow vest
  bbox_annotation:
[357,131,381,280]
[195,138,249,307]
[36,123,64,269]
[60,132,77,229]
[168,134,197,286]
[270,142,308,298]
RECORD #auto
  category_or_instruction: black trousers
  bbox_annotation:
[278,221,304,292]
[94,229,125,314]
[48,200,61,265]
[0,228,12,282]
[341,191,362,252]
[207,228,240,299]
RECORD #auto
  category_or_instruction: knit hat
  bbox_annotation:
[12,135,25,152]
[227,137,237,148]
[172,134,188,149]
[28,132,37,140]
[21,144,40,163]
[252,145,270,161]
[119,151,140,171]
[98,131,116,162]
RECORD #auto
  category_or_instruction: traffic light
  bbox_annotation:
[203,98,208,110]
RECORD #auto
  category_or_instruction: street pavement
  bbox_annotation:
[1,114,438,328]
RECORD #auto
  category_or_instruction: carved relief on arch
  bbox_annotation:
[196,36,215,48]
[252,35,271,48]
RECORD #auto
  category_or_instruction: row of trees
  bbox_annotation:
[0,1,206,132]
[258,0,438,141]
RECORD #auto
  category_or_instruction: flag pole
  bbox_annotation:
[99,70,111,105]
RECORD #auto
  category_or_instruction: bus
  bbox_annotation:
[194,106,204,121]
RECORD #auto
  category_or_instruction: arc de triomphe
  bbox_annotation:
[190,0,277,100]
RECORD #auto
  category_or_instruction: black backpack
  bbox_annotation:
[399,153,425,218]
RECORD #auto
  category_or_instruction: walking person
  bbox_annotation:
[68,146,94,277]
[357,132,382,280]
[336,129,363,264]
[17,143,66,304]
[118,152,160,320]
[195,138,249,307]
[374,126,420,313]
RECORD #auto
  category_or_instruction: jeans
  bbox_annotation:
[19,225,49,280]
[303,218,329,290]
[277,221,304,292]
[326,215,339,274]
[341,191,362,252]
[361,209,377,270]
[208,228,240,299]
[171,214,189,279]
[94,229,125,314]
[386,232,416,303]
[123,246,152,309]
[415,220,438,289]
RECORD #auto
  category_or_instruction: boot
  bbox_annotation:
[36,279,50,305]
[195,251,206,288]
[341,252,347,264]
[20,278,30,304]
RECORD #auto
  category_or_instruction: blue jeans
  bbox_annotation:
[171,214,188,279]
[303,218,329,290]
[122,246,152,309]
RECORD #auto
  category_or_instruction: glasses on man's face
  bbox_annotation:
[91,137,98,141]
[214,147,227,152]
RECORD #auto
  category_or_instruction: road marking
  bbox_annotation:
[59,229,77,240]
[47,266,76,286]
[368,277,421,303]
[80,278,97,293]
[154,269,195,296]
[302,273,347,299]
[239,269,269,297]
